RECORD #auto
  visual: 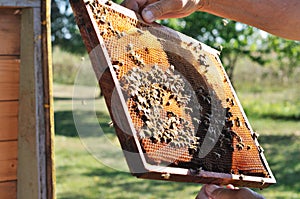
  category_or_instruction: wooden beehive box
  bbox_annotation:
[0,1,54,198]
[70,0,276,188]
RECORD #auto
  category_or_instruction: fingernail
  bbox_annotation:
[142,9,155,23]
[226,184,235,189]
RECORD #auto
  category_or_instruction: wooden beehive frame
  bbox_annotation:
[70,0,276,188]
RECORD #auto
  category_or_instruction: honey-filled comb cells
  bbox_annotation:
[70,0,276,188]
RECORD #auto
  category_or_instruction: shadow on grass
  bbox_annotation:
[244,108,300,122]
[259,134,300,192]
[79,134,300,195]
[55,110,114,137]
[54,96,101,101]
[84,168,189,195]
[58,193,88,199]
[258,114,300,121]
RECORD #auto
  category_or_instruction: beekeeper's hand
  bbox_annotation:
[121,0,300,40]
[196,184,265,199]
[121,0,203,23]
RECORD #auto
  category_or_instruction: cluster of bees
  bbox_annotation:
[87,0,202,155]
[88,0,146,40]
[223,100,247,151]
[203,104,247,161]
[88,0,125,38]
[120,66,200,153]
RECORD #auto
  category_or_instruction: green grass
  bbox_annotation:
[54,91,300,199]
[53,51,300,198]
[52,47,92,85]
[56,135,201,199]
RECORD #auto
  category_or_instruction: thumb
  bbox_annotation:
[206,184,236,199]
[141,0,179,23]
[206,185,265,199]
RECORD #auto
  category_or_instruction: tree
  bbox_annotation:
[51,0,123,54]
[266,36,300,83]
[51,0,300,82]
[51,0,86,54]
[161,13,300,83]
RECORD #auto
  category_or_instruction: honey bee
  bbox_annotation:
[102,7,108,14]
[100,29,107,36]
[170,64,175,71]
[193,117,201,124]
[261,178,265,186]
[136,28,143,34]
[184,107,193,113]
[236,142,245,150]
[138,60,145,67]
[235,117,241,127]
[111,60,120,65]
[161,173,170,180]
[213,152,221,159]
[112,64,119,70]
[105,0,112,6]
[126,43,134,51]
[252,132,260,139]
[222,19,229,26]
[225,107,233,118]
[236,135,243,143]
[225,119,234,128]
[226,98,235,106]
[145,47,150,54]
[188,147,197,155]
[108,121,114,127]
[99,16,106,24]
[258,145,264,153]
[187,42,193,47]
[239,174,244,180]
[114,30,122,38]
[160,136,166,143]
[230,99,235,106]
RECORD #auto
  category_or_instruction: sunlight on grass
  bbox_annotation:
[55,97,300,199]
[55,136,201,199]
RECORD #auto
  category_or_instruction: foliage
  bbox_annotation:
[51,0,300,81]
[161,13,300,82]
[51,0,86,54]
[51,0,121,54]
[266,37,300,83]
[52,47,82,84]
[52,47,96,85]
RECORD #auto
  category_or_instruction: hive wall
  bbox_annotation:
[0,8,21,198]
[0,2,54,199]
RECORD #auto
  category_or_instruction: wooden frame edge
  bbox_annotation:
[70,0,276,189]
[41,0,56,198]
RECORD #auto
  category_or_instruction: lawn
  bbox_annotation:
[53,51,300,198]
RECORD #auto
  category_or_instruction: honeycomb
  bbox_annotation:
[73,0,273,180]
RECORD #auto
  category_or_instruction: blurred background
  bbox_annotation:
[51,0,300,198]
